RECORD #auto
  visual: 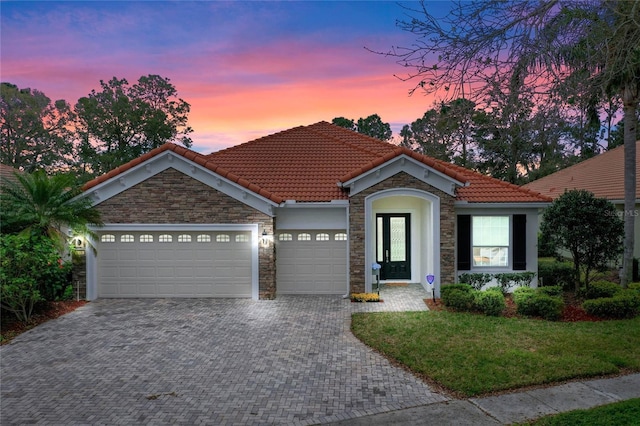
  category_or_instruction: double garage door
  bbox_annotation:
[97,230,253,298]
[276,230,348,295]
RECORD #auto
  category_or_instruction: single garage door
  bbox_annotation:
[276,230,347,295]
[97,230,253,298]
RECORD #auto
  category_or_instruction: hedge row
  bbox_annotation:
[581,281,640,319]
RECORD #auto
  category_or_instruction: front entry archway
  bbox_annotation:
[364,189,441,294]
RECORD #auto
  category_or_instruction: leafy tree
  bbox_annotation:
[356,114,392,141]
[75,75,193,176]
[0,234,72,322]
[331,117,356,131]
[0,83,75,172]
[402,98,480,167]
[540,190,623,291]
[0,170,103,247]
[387,0,639,286]
[332,114,392,141]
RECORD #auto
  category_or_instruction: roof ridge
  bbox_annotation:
[306,121,394,157]
[207,125,308,158]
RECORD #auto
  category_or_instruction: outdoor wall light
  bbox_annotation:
[261,229,273,246]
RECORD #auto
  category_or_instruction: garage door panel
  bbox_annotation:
[276,230,347,295]
[97,230,253,298]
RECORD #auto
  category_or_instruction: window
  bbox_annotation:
[334,233,347,241]
[197,234,211,243]
[120,234,134,243]
[139,234,154,243]
[101,234,115,243]
[297,233,311,241]
[216,234,230,243]
[472,216,509,267]
[278,233,293,241]
[235,234,249,243]
[316,233,330,241]
[159,234,172,243]
[178,234,192,243]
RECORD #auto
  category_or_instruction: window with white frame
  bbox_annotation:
[472,216,509,267]
[139,234,154,243]
[197,234,211,243]
[101,234,115,243]
[316,233,330,241]
[120,234,135,243]
[235,234,249,243]
[297,233,311,241]
[178,234,192,243]
[334,233,347,241]
[278,233,293,241]
[159,234,173,243]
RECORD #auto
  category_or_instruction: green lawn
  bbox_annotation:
[517,398,640,425]
[351,311,640,397]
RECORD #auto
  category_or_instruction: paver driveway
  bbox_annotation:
[1,296,447,425]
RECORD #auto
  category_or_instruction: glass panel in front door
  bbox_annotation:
[389,217,406,261]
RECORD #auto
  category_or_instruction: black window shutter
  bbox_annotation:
[457,215,471,271]
[512,214,527,270]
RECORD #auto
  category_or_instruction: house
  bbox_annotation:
[80,121,550,300]
[524,141,640,257]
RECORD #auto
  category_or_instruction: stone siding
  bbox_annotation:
[93,168,276,299]
[348,172,456,292]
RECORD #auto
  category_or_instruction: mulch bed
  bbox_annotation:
[1,300,87,344]
[425,292,604,322]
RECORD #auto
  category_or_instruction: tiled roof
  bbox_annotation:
[83,121,550,204]
[523,141,640,201]
[0,163,19,179]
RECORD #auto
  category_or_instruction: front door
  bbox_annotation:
[376,213,411,280]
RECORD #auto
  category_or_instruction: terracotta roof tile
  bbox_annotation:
[523,141,640,200]
[83,121,550,204]
[82,143,285,204]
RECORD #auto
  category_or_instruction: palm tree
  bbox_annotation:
[0,170,103,246]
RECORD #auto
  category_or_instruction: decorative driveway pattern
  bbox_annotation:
[1,294,446,425]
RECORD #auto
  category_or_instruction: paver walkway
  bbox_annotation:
[1,287,445,425]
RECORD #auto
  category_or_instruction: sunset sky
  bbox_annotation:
[1,1,450,153]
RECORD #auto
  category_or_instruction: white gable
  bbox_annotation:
[339,154,466,196]
[82,151,278,216]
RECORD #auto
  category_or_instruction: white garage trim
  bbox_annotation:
[87,224,259,300]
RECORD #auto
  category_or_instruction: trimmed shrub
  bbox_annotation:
[537,285,563,297]
[458,273,493,291]
[583,292,640,319]
[513,286,535,306]
[441,283,473,299]
[474,290,506,316]
[493,272,536,294]
[627,282,640,291]
[582,281,621,300]
[530,294,565,321]
[538,258,575,289]
[514,288,564,321]
[442,288,475,312]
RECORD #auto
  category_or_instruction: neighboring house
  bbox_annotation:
[80,121,550,300]
[0,163,20,189]
[524,141,640,258]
